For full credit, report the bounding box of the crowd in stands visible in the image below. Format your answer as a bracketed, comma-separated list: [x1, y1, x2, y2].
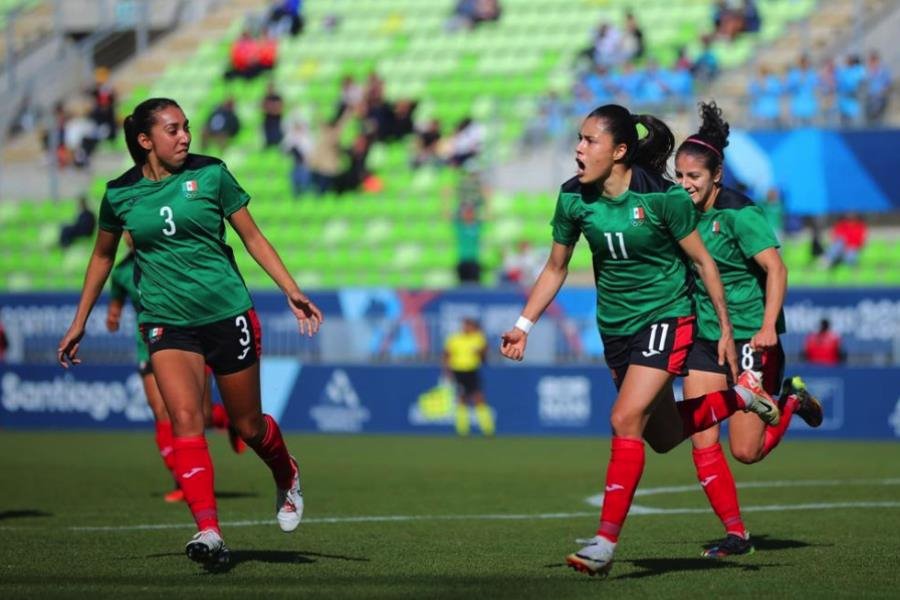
[749, 51, 892, 127]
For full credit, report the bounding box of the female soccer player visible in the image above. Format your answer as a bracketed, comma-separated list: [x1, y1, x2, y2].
[674, 102, 823, 558]
[58, 97, 323, 568]
[499, 104, 780, 577]
[105, 235, 245, 504]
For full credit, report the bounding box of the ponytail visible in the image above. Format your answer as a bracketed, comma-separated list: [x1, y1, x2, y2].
[632, 113, 675, 175]
[123, 97, 181, 166]
[586, 104, 674, 176]
[676, 101, 729, 173]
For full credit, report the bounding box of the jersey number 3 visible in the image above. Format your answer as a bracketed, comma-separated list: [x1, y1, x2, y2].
[160, 206, 176, 236]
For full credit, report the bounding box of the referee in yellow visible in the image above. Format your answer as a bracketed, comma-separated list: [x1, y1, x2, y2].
[443, 317, 494, 436]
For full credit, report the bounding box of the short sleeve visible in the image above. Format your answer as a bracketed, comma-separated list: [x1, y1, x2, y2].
[551, 193, 580, 246]
[98, 193, 123, 233]
[659, 186, 698, 241]
[734, 205, 779, 259]
[218, 164, 251, 217]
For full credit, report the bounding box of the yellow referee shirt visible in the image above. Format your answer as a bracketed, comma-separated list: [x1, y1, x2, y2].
[444, 331, 487, 372]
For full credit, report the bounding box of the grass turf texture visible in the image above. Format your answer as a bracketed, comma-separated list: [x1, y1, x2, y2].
[1, 433, 899, 598]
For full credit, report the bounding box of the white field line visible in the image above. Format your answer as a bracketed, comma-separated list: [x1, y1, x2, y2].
[585, 477, 900, 507]
[53, 477, 900, 533]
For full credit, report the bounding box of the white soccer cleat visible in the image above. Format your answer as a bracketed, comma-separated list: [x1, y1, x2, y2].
[566, 535, 616, 577]
[185, 528, 229, 567]
[736, 370, 781, 426]
[276, 456, 304, 532]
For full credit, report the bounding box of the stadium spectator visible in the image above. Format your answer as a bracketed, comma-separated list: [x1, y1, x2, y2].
[588, 22, 626, 68]
[59, 195, 96, 248]
[499, 240, 546, 286]
[713, 0, 744, 40]
[748, 66, 783, 128]
[673, 101, 821, 559]
[622, 11, 645, 62]
[334, 134, 372, 195]
[446, 117, 485, 168]
[864, 51, 892, 124]
[821, 212, 867, 269]
[836, 54, 866, 126]
[692, 35, 719, 83]
[741, 0, 761, 33]
[261, 82, 284, 147]
[448, 0, 501, 31]
[334, 74, 364, 120]
[500, 104, 775, 577]
[281, 118, 313, 197]
[58, 97, 322, 568]
[225, 30, 261, 80]
[307, 112, 351, 194]
[454, 180, 484, 285]
[804, 319, 843, 365]
[786, 54, 820, 126]
[203, 98, 240, 152]
[443, 317, 493, 436]
[818, 58, 839, 125]
[411, 118, 442, 169]
[266, 0, 304, 37]
[382, 99, 418, 142]
[88, 66, 117, 142]
[256, 31, 279, 75]
[64, 105, 100, 168]
[43, 101, 69, 166]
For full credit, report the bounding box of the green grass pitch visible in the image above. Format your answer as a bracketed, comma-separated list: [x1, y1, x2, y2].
[1, 432, 899, 598]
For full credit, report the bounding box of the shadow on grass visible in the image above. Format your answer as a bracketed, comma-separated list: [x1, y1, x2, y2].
[0, 509, 52, 521]
[146, 549, 370, 574]
[613, 557, 785, 580]
[149, 490, 258, 501]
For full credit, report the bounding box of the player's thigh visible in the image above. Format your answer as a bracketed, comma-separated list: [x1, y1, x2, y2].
[149, 349, 208, 434]
[727, 410, 766, 464]
[141, 371, 170, 422]
[612, 365, 675, 437]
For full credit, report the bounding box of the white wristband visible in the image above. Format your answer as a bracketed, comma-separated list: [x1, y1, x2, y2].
[515, 316, 534, 334]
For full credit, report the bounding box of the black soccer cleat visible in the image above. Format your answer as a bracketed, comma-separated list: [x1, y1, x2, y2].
[702, 533, 755, 558]
[782, 376, 824, 428]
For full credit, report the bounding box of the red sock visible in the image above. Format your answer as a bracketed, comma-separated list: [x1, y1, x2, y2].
[596, 436, 645, 543]
[678, 389, 745, 438]
[246, 414, 295, 490]
[693, 443, 745, 536]
[154, 420, 177, 481]
[210, 403, 230, 430]
[173, 436, 219, 533]
[761, 395, 797, 457]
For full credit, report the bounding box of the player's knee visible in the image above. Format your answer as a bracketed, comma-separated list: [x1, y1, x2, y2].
[609, 409, 641, 437]
[731, 445, 763, 464]
[232, 414, 266, 444]
[169, 409, 204, 434]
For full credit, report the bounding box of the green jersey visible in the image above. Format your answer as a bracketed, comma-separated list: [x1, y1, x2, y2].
[109, 252, 140, 309]
[552, 166, 699, 336]
[98, 154, 252, 327]
[694, 187, 785, 340]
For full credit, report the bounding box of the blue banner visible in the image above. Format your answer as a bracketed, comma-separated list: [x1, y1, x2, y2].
[3, 288, 899, 364]
[4, 361, 898, 440]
